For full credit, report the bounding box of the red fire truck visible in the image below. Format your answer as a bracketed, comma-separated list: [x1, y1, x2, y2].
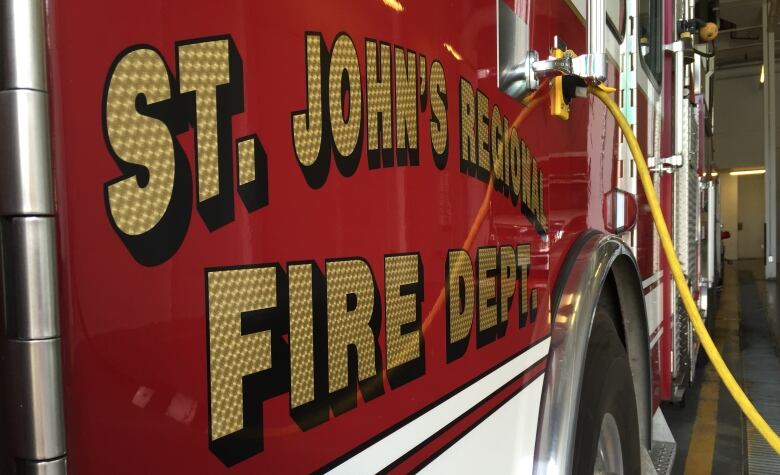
[0, 0, 720, 473]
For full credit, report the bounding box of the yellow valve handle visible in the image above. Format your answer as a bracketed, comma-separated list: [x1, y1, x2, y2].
[550, 48, 572, 120]
[547, 48, 615, 118]
[588, 84, 780, 455]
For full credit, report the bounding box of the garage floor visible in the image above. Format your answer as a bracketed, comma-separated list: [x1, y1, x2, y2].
[662, 260, 780, 474]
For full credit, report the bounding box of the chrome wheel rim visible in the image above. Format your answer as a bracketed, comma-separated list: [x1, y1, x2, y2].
[593, 412, 623, 475]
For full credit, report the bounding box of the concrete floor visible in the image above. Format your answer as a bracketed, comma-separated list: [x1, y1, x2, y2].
[662, 260, 780, 474]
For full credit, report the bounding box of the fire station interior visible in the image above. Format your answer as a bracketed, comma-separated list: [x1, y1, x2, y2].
[660, 0, 780, 473]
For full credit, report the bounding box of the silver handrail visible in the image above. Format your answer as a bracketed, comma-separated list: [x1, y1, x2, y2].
[666, 40, 685, 157]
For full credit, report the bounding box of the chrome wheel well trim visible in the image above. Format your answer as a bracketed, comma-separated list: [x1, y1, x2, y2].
[533, 231, 651, 475]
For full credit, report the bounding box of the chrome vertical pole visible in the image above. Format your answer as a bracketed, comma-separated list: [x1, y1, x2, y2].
[584, 0, 608, 83]
[707, 182, 716, 286]
[763, 0, 777, 279]
[0, 0, 66, 473]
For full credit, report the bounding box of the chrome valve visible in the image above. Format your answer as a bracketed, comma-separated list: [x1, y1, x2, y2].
[499, 50, 539, 101]
[500, 0, 608, 100]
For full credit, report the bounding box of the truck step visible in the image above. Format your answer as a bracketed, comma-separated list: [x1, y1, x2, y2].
[650, 409, 676, 475]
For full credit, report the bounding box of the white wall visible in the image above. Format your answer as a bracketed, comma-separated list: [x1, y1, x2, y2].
[720, 173, 739, 260]
[737, 174, 766, 259]
[713, 65, 776, 264]
[720, 173, 766, 260]
[713, 67, 765, 170]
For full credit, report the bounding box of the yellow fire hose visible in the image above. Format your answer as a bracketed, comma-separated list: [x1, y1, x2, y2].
[588, 85, 780, 455]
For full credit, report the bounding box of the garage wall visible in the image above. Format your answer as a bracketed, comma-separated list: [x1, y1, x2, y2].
[713, 65, 776, 264]
[713, 66, 765, 170]
[737, 174, 766, 259]
[720, 173, 766, 260]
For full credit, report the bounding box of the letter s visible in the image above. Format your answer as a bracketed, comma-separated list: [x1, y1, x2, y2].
[103, 46, 191, 266]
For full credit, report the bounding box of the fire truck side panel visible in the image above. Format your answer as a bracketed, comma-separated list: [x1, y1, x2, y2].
[629, 0, 667, 410]
[634, 82, 666, 407]
[42, 0, 651, 472]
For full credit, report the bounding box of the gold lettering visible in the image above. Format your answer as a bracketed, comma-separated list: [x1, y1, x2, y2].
[385, 254, 423, 371]
[429, 61, 448, 167]
[499, 245, 517, 323]
[517, 244, 531, 326]
[447, 249, 474, 345]
[178, 40, 231, 202]
[289, 263, 315, 409]
[476, 247, 498, 332]
[105, 48, 175, 236]
[394, 47, 418, 161]
[292, 34, 325, 167]
[366, 40, 392, 167]
[522, 141, 532, 207]
[419, 55, 427, 99]
[531, 158, 540, 216]
[476, 91, 490, 180]
[206, 267, 276, 440]
[326, 259, 378, 393]
[459, 78, 476, 171]
[237, 137, 256, 186]
[537, 166, 547, 230]
[491, 105, 504, 184]
[510, 128, 522, 201]
[328, 34, 362, 159]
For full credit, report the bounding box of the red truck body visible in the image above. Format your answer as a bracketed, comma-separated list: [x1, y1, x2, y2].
[0, 0, 717, 472]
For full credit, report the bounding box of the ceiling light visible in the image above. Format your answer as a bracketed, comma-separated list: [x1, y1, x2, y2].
[729, 168, 765, 176]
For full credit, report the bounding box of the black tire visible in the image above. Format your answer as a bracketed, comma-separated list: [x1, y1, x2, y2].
[572, 305, 641, 474]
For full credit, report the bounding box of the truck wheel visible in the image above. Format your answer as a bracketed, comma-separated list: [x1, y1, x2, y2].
[572, 306, 641, 474]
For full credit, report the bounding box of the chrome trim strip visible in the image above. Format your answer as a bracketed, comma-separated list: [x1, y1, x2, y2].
[3, 339, 65, 460]
[1, 217, 59, 339]
[0, 0, 66, 471]
[15, 457, 67, 475]
[534, 233, 651, 475]
[0, 90, 54, 216]
[0, 0, 47, 91]
[706, 182, 715, 286]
